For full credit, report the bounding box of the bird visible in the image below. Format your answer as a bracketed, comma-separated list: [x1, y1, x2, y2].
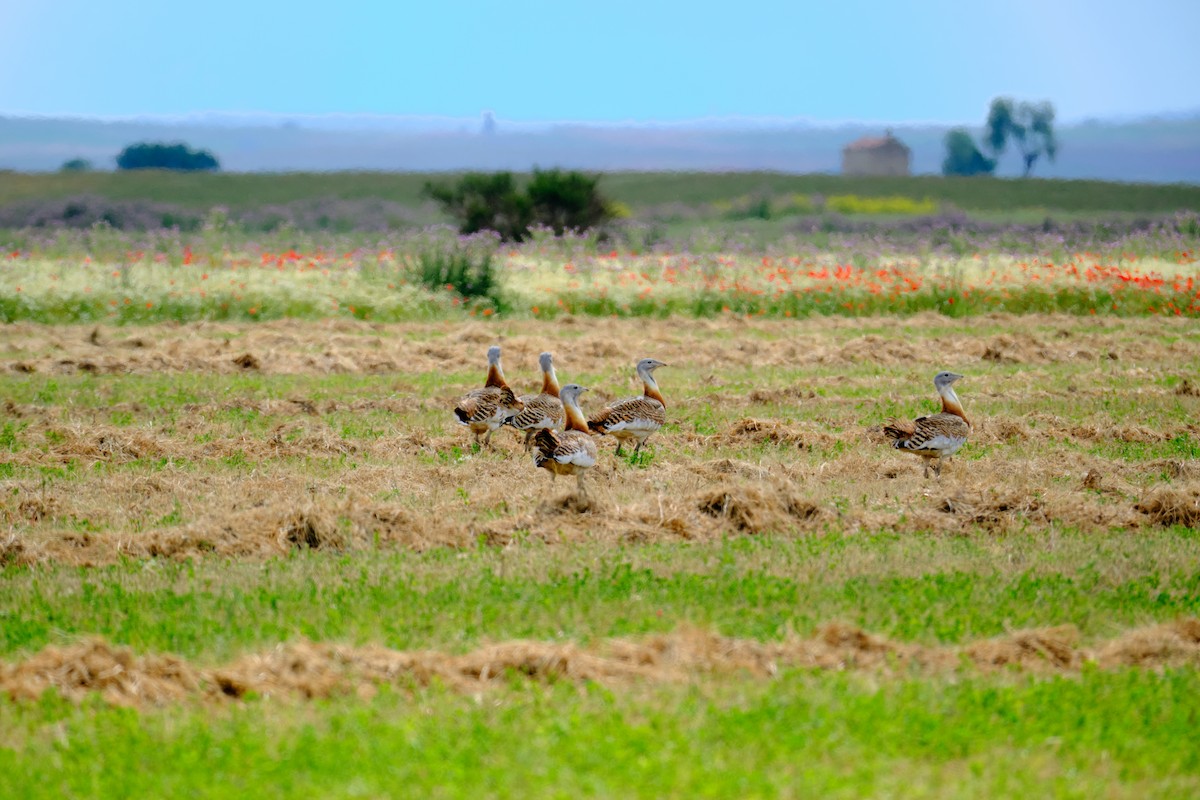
[587, 358, 667, 457]
[883, 371, 971, 478]
[505, 352, 565, 452]
[453, 345, 523, 449]
[531, 384, 599, 495]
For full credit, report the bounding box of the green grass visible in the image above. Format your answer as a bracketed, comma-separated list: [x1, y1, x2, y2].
[2, 669, 1198, 799]
[2, 532, 1198, 662]
[2, 314, 1198, 797]
[4, 170, 1200, 215]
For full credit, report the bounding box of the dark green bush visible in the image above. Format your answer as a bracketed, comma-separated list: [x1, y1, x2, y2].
[526, 168, 614, 234]
[422, 172, 531, 241]
[116, 142, 220, 172]
[942, 129, 996, 177]
[60, 158, 94, 173]
[424, 168, 613, 241]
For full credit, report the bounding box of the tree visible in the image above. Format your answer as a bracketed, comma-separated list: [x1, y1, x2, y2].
[424, 169, 614, 241]
[942, 129, 996, 177]
[116, 142, 220, 172]
[60, 158, 93, 173]
[984, 98, 1057, 177]
[526, 168, 613, 235]
[422, 172, 532, 241]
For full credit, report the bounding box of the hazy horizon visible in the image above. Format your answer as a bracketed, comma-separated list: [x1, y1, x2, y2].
[4, 1, 1199, 124]
[4, 112, 1198, 182]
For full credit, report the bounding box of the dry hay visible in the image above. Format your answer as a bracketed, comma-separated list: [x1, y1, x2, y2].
[4, 618, 1198, 708]
[1094, 618, 1200, 668]
[133, 499, 472, 562]
[1135, 489, 1200, 528]
[695, 483, 820, 534]
[1, 315, 1187, 378]
[1, 639, 200, 705]
[2, 315, 1198, 568]
[717, 418, 836, 450]
[1176, 378, 1200, 397]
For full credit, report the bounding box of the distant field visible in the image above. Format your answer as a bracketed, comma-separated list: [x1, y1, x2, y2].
[3, 169, 1200, 216]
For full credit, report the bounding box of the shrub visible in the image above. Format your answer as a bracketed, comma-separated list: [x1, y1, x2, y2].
[60, 158, 94, 173]
[424, 169, 613, 241]
[422, 172, 532, 241]
[526, 168, 614, 234]
[116, 142, 220, 172]
[404, 235, 507, 312]
[942, 129, 996, 177]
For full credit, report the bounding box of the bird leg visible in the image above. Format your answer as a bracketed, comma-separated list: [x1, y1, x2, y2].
[934, 457, 944, 478]
[523, 430, 535, 453]
[922, 459, 931, 479]
[614, 442, 625, 456]
[576, 473, 588, 497]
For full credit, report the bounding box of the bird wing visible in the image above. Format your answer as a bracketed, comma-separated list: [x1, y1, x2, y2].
[891, 412, 970, 453]
[587, 396, 665, 434]
[455, 386, 521, 425]
[508, 393, 564, 430]
[882, 419, 915, 440]
[532, 429, 598, 468]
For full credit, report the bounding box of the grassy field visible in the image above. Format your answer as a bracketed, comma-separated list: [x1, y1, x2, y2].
[2, 218, 1200, 795]
[2, 311, 1199, 794]
[4, 169, 1200, 215]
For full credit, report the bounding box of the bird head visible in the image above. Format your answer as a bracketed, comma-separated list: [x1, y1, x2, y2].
[558, 384, 588, 407]
[486, 345, 502, 365]
[637, 358, 668, 373]
[933, 371, 963, 390]
[538, 351, 554, 372]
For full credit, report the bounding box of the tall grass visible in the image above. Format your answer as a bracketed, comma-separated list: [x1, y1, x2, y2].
[1, 233, 1197, 324]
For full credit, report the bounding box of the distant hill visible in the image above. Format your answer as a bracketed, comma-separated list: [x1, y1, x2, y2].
[1, 113, 1198, 183]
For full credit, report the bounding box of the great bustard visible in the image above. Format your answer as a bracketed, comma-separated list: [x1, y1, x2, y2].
[531, 383, 599, 495]
[587, 358, 667, 457]
[453, 345, 523, 449]
[505, 351, 565, 452]
[883, 371, 971, 478]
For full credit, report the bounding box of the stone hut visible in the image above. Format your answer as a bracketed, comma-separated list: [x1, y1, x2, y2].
[841, 130, 911, 176]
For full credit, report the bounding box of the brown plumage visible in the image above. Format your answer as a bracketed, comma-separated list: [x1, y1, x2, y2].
[532, 384, 598, 495]
[453, 345, 523, 449]
[884, 371, 971, 478]
[587, 358, 667, 456]
[506, 351, 565, 452]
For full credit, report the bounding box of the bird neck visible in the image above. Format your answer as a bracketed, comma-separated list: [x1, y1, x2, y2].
[563, 398, 589, 432]
[485, 363, 507, 389]
[541, 366, 561, 397]
[939, 385, 969, 426]
[640, 370, 665, 407]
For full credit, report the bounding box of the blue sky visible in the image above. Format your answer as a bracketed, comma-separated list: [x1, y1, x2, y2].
[2, 0, 1198, 124]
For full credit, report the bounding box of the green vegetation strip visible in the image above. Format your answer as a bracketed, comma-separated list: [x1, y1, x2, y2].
[4, 170, 1200, 214]
[2, 669, 1198, 798]
[3, 533, 1198, 662]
